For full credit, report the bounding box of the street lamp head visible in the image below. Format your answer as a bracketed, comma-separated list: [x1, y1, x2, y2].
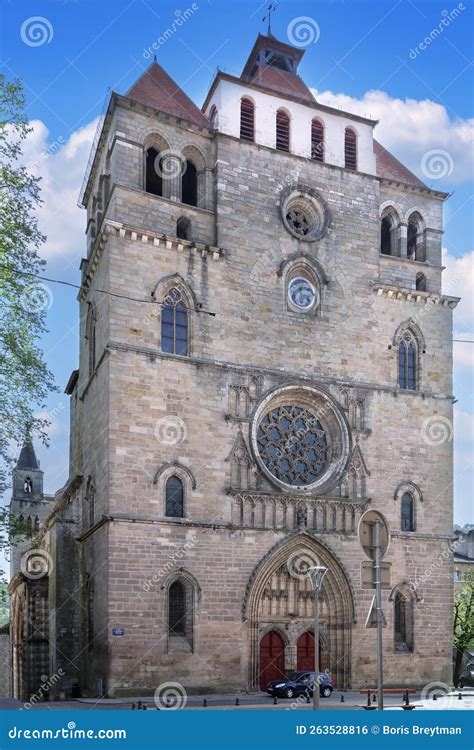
[307, 565, 328, 591]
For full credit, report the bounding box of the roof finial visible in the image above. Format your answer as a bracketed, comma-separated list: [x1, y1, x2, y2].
[262, 2, 278, 36]
[153, 54, 157, 62]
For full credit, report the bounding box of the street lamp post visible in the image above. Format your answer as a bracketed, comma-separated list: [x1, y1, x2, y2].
[307, 566, 328, 711]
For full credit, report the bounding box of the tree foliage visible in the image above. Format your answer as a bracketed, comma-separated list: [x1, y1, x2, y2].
[0, 75, 56, 582]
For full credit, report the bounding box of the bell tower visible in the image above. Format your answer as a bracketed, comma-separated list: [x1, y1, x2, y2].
[9, 438, 47, 577]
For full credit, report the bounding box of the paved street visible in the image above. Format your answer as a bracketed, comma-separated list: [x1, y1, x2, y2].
[1, 689, 473, 711]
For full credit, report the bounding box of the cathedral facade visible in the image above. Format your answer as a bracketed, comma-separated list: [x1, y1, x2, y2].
[10, 33, 458, 700]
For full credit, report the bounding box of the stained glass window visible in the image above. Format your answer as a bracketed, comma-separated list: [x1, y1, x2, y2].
[256, 405, 328, 486]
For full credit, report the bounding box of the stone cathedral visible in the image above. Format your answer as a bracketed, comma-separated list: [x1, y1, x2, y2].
[9, 33, 458, 701]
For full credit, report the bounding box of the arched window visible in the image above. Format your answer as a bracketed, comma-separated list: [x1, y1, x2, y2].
[168, 580, 186, 636]
[240, 97, 255, 142]
[182, 160, 197, 206]
[401, 492, 415, 531]
[416, 273, 426, 291]
[145, 147, 163, 197]
[176, 216, 191, 240]
[407, 212, 425, 261]
[394, 589, 414, 652]
[344, 128, 357, 170]
[398, 331, 417, 390]
[209, 104, 218, 129]
[161, 288, 188, 356]
[276, 109, 290, 152]
[311, 118, 324, 161]
[24, 477, 33, 494]
[380, 215, 394, 255]
[86, 477, 95, 528]
[86, 305, 97, 377]
[165, 476, 184, 518]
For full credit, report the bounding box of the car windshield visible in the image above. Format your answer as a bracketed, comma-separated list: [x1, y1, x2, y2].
[295, 673, 312, 682]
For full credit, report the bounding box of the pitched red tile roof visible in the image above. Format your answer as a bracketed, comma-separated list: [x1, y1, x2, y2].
[374, 139, 427, 188]
[126, 61, 209, 128]
[249, 64, 316, 105]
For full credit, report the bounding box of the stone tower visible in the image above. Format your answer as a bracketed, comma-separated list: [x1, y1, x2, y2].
[10, 31, 459, 699]
[9, 439, 48, 578]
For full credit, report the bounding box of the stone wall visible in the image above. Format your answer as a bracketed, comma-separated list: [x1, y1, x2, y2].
[67, 96, 455, 695]
[0, 630, 11, 697]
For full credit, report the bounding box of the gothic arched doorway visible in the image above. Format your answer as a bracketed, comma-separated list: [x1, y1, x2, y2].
[244, 533, 355, 690]
[259, 630, 285, 690]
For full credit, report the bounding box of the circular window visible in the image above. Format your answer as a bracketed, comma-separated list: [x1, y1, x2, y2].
[288, 277, 317, 310]
[257, 405, 328, 486]
[280, 186, 330, 242]
[250, 384, 351, 494]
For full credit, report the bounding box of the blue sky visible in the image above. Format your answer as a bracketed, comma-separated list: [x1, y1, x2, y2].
[0, 0, 472, 527]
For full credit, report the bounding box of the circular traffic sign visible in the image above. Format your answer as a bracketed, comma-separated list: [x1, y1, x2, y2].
[358, 509, 390, 561]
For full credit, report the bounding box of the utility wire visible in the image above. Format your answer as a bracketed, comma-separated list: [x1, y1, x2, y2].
[0, 263, 216, 316]
[2, 264, 473, 341]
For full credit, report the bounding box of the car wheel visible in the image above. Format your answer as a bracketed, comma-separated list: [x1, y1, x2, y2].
[321, 687, 332, 698]
[285, 688, 295, 699]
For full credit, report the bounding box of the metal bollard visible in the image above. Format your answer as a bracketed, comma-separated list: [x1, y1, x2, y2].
[458, 692, 462, 701]
[372, 693, 377, 703]
[273, 696, 278, 705]
[235, 697, 239, 706]
[306, 692, 310, 704]
[203, 698, 207, 707]
[340, 694, 345, 703]
[131, 703, 136, 710]
[137, 700, 142, 710]
[142, 704, 147, 710]
[366, 691, 371, 707]
[433, 694, 437, 701]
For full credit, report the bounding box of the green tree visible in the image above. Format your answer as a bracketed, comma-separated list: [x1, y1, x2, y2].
[453, 573, 474, 684]
[0, 75, 56, 584]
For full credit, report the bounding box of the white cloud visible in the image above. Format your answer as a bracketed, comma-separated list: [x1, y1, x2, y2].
[442, 249, 474, 370]
[21, 119, 98, 262]
[312, 87, 474, 185]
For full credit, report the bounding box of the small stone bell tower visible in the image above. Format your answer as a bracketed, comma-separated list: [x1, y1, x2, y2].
[9, 438, 47, 578]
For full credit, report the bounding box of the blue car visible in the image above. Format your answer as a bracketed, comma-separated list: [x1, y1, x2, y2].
[267, 671, 334, 699]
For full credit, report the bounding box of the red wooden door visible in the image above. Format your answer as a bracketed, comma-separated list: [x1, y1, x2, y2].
[297, 631, 315, 672]
[259, 631, 285, 691]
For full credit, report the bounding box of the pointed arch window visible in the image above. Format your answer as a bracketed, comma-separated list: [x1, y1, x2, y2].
[86, 305, 97, 377]
[344, 128, 357, 170]
[168, 580, 186, 636]
[394, 589, 414, 652]
[401, 492, 415, 531]
[165, 476, 184, 518]
[276, 110, 290, 152]
[398, 331, 417, 390]
[240, 97, 255, 142]
[86, 477, 96, 528]
[311, 118, 324, 162]
[161, 288, 188, 356]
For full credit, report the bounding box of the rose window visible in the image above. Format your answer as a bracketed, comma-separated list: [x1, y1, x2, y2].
[280, 186, 330, 242]
[256, 405, 329, 487]
[286, 209, 310, 237]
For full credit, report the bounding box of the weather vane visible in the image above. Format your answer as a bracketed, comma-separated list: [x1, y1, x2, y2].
[262, 2, 278, 36]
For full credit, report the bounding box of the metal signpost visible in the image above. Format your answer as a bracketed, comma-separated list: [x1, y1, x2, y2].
[307, 566, 328, 711]
[358, 510, 391, 711]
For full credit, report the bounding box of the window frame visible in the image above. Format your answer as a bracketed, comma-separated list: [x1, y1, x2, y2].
[240, 97, 255, 142]
[165, 475, 185, 518]
[276, 109, 290, 152]
[344, 127, 357, 170]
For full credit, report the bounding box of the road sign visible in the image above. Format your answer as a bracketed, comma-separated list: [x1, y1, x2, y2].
[112, 628, 125, 636]
[358, 510, 390, 561]
[365, 595, 387, 629]
[361, 560, 392, 589]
